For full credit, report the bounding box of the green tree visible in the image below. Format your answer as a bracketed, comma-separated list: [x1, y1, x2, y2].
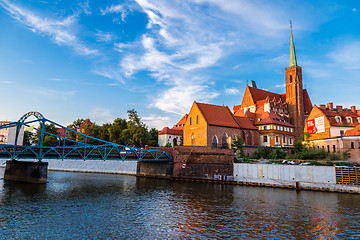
[126, 109, 148, 147]
[108, 118, 128, 145]
[23, 130, 33, 146]
[66, 119, 85, 141]
[100, 123, 111, 142]
[231, 135, 245, 159]
[146, 127, 159, 147]
[32, 124, 59, 146]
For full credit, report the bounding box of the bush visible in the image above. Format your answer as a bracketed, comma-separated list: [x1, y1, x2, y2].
[253, 147, 275, 159]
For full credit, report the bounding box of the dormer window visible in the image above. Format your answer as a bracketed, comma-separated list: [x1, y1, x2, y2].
[345, 117, 353, 124]
[358, 117, 360, 123]
[335, 116, 341, 123]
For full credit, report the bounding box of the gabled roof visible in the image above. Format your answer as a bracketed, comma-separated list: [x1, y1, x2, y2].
[255, 111, 294, 127]
[233, 116, 257, 130]
[344, 125, 360, 136]
[195, 102, 240, 128]
[248, 86, 282, 103]
[78, 119, 92, 129]
[173, 114, 188, 130]
[159, 127, 182, 135]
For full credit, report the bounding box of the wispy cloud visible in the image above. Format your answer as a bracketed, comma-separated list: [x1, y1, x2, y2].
[225, 87, 239, 95]
[142, 114, 171, 129]
[0, 0, 97, 56]
[96, 30, 116, 43]
[49, 78, 64, 81]
[89, 107, 113, 123]
[100, 4, 128, 21]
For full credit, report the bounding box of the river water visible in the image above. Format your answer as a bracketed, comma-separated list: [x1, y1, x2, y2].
[0, 168, 359, 239]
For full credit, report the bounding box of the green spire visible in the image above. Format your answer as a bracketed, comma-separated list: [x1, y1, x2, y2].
[289, 25, 297, 67]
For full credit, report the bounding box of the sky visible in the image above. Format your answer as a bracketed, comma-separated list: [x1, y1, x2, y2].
[0, 0, 360, 129]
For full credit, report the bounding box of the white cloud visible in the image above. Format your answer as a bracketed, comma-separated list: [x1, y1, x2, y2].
[0, 0, 97, 56]
[100, 4, 128, 21]
[225, 87, 239, 95]
[275, 84, 285, 88]
[142, 114, 172, 129]
[89, 107, 113, 124]
[49, 78, 64, 81]
[329, 41, 360, 70]
[96, 31, 116, 43]
[352, 8, 357, 12]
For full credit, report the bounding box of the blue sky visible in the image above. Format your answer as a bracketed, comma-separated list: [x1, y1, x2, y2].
[0, 0, 360, 129]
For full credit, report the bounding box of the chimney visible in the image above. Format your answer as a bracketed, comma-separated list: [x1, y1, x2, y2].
[351, 106, 356, 113]
[326, 102, 333, 110]
[336, 105, 343, 111]
[319, 104, 326, 109]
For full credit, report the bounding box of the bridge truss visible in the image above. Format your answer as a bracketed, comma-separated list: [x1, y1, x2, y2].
[0, 112, 172, 161]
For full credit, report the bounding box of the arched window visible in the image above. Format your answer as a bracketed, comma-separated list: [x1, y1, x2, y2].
[196, 115, 199, 124]
[289, 74, 293, 83]
[346, 117, 352, 124]
[191, 133, 195, 146]
[212, 135, 218, 148]
[222, 133, 228, 149]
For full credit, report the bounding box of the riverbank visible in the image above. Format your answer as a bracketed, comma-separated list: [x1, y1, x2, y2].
[2, 159, 359, 194]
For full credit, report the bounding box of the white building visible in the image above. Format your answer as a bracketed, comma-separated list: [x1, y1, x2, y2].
[0, 121, 24, 145]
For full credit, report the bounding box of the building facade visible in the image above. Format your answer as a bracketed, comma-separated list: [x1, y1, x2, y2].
[183, 102, 259, 148]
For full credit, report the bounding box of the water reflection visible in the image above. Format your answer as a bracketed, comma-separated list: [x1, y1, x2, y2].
[0, 168, 359, 239]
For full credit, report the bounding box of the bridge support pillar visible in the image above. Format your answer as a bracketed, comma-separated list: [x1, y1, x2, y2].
[4, 160, 48, 183]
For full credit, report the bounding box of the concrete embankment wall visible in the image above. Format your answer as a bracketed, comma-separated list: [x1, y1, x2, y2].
[234, 163, 360, 193]
[46, 159, 137, 175]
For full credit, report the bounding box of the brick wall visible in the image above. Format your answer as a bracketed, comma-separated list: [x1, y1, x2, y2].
[172, 146, 234, 180]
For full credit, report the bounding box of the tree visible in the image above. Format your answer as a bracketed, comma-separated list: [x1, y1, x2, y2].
[108, 118, 128, 145]
[146, 128, 159, 147]
[126, 109, 148, 147]
[66, 119, 85, 141]
[23, 130, 33, 146]
[231, 135, 245, 159]
[100, 123, 111, 142]
[32, 124, 59, 146]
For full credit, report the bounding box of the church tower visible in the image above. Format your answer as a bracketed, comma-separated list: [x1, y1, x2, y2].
[285, 25, 304, 140]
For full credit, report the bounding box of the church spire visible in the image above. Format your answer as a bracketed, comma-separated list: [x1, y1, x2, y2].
[289, 21, 297, 67]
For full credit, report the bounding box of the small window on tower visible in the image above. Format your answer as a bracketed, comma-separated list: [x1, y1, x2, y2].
[290, 74, 293, 83]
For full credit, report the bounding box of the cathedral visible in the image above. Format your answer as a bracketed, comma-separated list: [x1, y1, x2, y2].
[162, 27, 313, 149]
[232, 26, 312, 146]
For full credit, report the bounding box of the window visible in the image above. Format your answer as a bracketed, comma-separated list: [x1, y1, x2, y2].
[351, 142, 355, 149]
[191, 133, 195, 146]
[264, 126, 267, 130]
[358, 142, 360, 149]
[283, 136, 286, 143]
[335, 116, 341, 123]
[340, 130, 344, 136]
[196, 115, 199, 124]
[276, 136, 279, 143]
[263, 135, 268, 142]
[358, 118, 360, 124]
[333, 145, 336, 152]
[190, 117, 192, 125]
[290, 74, 293, 83]
[346, 117, 352, 124]
[222, 133, 228, 149]
[212, 135, 218, 148]
[327, 145, 330, 153]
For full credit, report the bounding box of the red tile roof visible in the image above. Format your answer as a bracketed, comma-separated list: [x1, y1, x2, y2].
[254, 111, 294, 127]
[233, 116, 257, 130]
[196, 102, 240, 128]
[247, 86, 312, 114]
[158, 127, 182, 135]
[78, 119, 92, 129]
[318, 107, 359, 127]
[248, 87, 282, 103]
[173, 114, 188, 130]
[344, 125, 360, 136]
